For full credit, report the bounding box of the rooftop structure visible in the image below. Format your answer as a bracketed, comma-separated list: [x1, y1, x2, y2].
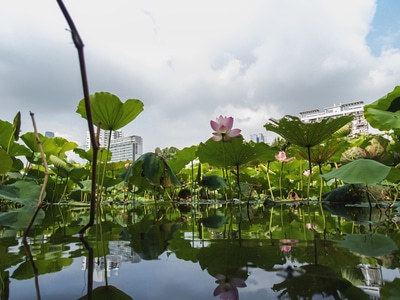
[299, 101, 369, 136]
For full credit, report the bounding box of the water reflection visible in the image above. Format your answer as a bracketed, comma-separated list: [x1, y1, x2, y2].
[0, 201, 399, 299]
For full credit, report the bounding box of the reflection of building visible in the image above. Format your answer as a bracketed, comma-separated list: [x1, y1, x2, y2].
[85, 129, 143, 162]
[357, 264, 382, 299]
[81, 241, 141, 283]
[250, 133, 265, 143]
[299, 101, 369, 136]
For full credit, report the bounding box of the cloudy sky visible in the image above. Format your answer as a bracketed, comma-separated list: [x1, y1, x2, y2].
[1, 0, 400, 153]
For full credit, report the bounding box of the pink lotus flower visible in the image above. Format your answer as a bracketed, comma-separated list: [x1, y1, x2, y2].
[303, 169, 311, 176]
[279, 245, 292, 253]
[210, 115, 241, 142]
[213, 274, 246, 300]
[306, 223, 317, 230]
[275, 151, 294, 163]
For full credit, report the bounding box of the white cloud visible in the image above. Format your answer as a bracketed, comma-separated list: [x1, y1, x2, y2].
[1, 0, 400, 153]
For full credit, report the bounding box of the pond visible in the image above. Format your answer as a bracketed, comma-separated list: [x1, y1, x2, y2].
[1, 200, 399, 300]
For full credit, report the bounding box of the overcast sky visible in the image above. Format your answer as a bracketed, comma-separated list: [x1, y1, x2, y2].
[1, 0, 400, 153]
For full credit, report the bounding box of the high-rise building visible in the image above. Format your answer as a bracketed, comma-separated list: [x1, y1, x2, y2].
[86, 129, 123, 149]
[250, 133, 266, 143]
[109, 135, 143, 162]
[45, 131, 55, 138]
[85, 129, 143, 162]
[299, 101, 369, 136]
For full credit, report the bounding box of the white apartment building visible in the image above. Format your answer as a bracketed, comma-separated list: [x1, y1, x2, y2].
[109, 135, 143, 162]
[85, 129, 143, 162]
[299, 101, 369, 136]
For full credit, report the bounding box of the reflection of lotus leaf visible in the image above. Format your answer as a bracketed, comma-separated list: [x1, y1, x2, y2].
[336, 233, 398, 257]
[78, 285, 132, 300]
[381, 278, 400, 300]
[272, 264, 369, 299]
[199, 213, 228, 229]
[198, 240, 284, 277]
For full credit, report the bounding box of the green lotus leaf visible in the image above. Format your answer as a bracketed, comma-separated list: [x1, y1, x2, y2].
[197, 137, 274, 168]
[0, 119, 14, 149]
[128, 152, 180, 188]
[200, 174, 228, 190]
[364, 86, 400, 131]
[321, 159, 391, 185]
[53, 137, 78, 154]
[0, 148, 13, 174]
[13, 112, 21, 141]
[168, 145, 198, 173]
[76, 92, 144, 131]
[336, 233, 398, 257]
[264, 115, 353, 148]
[296, 139, 349, 164]
[20, 133, 59, 155]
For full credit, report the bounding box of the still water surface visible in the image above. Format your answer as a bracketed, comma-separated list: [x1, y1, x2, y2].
[1, 201, 399, 299]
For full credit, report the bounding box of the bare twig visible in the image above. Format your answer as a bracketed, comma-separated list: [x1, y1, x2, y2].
[56, 0, 99, 234]
[23, 112, 49, 238]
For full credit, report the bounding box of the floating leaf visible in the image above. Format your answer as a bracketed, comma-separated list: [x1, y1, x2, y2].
[321, 159, 391, 185]
[336, 233, 398, 257]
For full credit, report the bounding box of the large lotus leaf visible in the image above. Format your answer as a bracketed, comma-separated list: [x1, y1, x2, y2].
[200, 174, 228, 190]
[0, 181, 44, 229]
[7, 142, 32, 157]
[364, 86, 400, 131]
[336, 233, 398, 257]
[53, 136, 78, 154]
[129, 152, 180, 188]
[74, 147, 111, 163]
[0, 119, 14, 149]
[168, 145, 198, 173]
[0, 181, 41, 206]
[78, 285, 132, 300]
[197, 137, 274, 168]
[386, 167, 400, 183]
[76, 92, 144, 130]
[296, 139, 349, 164]
[321, 159, 391, 185]
[264, 115, 353, 148]
[0, 148, 13, 174]
[20, 132, 59, 155]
